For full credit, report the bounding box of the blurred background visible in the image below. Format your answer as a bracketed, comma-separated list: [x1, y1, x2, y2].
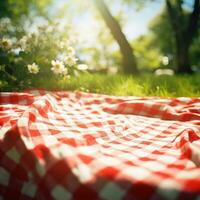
[0, 0, 199, 95]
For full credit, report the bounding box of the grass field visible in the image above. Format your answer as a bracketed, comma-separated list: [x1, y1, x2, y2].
[28, 73, 200, 97]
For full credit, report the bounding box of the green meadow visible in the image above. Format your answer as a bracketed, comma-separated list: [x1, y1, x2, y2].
[25, 73, 200, 97]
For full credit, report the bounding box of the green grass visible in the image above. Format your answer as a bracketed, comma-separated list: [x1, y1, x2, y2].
[29, 73, 200, 97]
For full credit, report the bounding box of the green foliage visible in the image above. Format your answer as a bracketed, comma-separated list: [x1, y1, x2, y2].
[0, 19, 87, 91]
[104, 0, 155, 10]
[148, 8, 175, 57]
[84, 25, 121, 72]
[132, 35, 161, 70]
[0, 0, 51, 23]
[148, 5, 200, 70]
[190, 31, 200, 70]
[15, 73, 200, 97]
[0, 0, 199, 93]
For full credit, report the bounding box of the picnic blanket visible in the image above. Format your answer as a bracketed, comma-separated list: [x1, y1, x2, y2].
[0, 90, 200, 200]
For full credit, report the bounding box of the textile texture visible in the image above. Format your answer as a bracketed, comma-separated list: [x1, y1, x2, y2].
[0, 90, 200, 200]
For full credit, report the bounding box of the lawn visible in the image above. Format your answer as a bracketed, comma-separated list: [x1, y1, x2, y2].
[23, 73, 200, 97]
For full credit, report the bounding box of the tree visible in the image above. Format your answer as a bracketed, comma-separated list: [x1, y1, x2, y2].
[149, 6, 200, 71]
[149, 9, 175, 57]
[115, 0, 200, 73]
[190, 30, 200, 70]
[132, 35, 161, 70]
[93, 0, 138, 74]
[166, 0, 200, 73]
[0, 0, 51, 24]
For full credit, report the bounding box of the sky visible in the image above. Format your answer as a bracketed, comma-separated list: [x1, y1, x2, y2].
[123, 1, 164, 40]
[52, 0, 164, 44]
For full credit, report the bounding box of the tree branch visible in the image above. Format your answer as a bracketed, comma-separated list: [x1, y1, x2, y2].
[94, 0, 131, 53]
[93, 0, 138, 73]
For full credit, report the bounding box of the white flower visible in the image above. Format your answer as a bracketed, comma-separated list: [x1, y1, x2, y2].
[58, 39, 69, 49]
[68, 35, 77, 45]
[27, 63, 39, 74]
[51, 60, 65, 74]
[62, 67, 68, 75]
[59, 41, 66, 49]
[77, 64, 88, 71]
[1, 38, 12, 50]
[64, 55, 78, 67]
[67, 46, 75, 55]
[19, 36, 28, 51]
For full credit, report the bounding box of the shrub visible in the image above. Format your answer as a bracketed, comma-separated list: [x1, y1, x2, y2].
[0, 18, 88, 91]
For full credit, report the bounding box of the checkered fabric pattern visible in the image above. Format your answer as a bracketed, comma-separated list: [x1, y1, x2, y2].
[0, 90, 200, 200]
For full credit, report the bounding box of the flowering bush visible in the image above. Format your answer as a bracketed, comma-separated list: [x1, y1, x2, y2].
[0, 18, 88, 91]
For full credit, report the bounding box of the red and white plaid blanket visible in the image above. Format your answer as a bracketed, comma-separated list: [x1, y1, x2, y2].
[0, 90, 200, 200]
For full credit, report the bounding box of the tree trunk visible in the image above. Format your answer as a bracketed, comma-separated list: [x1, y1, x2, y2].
[176, 41, 192, 73]
[94, 0, 138, 74]
[166, 0, 200, 74]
